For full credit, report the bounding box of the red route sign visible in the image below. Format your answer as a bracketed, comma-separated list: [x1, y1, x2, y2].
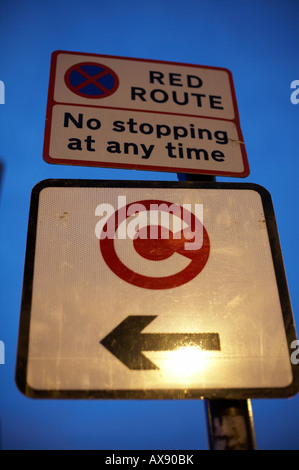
[43, 50, 250, 177]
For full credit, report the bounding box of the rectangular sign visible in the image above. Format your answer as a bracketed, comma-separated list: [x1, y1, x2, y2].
[43, 51, 249, 177]
[16, 180, 298, 399]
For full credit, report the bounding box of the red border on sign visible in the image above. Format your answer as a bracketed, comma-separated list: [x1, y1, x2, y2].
[43, 50, 250, 177]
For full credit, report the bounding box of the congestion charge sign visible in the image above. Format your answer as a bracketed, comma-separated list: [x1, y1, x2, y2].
[43, 51, 249, 177]
[16, 180, 298, 399]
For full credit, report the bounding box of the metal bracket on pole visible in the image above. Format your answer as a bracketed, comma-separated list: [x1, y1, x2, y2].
[177, 173, 217, 182]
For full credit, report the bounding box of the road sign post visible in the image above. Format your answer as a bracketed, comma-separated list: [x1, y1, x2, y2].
[205, 399, 256, 450]
[13, 49, 297, 449]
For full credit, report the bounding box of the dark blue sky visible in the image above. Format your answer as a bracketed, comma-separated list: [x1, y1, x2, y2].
[0, 0, 298, 450]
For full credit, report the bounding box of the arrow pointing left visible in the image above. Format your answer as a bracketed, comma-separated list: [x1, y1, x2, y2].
[100, 315, 221, 370]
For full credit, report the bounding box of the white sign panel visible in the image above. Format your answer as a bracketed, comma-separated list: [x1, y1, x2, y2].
[16, 181, 298, 399]
[43, 51, 249, 177]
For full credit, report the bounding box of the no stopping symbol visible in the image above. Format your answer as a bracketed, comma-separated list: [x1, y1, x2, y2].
[99, 200, 210, 289]
[64, 62, 119, 99]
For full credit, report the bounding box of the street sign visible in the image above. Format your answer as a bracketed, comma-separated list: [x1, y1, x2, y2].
[43, 51, 249, 177]
[16, 180, 298, 399]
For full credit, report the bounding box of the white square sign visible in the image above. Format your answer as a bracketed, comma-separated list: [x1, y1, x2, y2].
[43, 51, 249, 177]
[16, 181, 298, 399]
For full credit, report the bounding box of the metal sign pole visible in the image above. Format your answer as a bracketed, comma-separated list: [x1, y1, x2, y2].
[204, 398, 256, 450]
[177, 172, 256, 450]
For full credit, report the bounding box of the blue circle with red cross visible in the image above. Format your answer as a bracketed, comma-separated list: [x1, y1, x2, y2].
[64, 62, 119, 99]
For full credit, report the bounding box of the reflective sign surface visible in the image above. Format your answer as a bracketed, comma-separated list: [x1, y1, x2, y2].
[16, 180, 298, 399]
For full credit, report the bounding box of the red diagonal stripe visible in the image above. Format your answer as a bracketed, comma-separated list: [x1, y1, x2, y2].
[72, 66, 110, 93]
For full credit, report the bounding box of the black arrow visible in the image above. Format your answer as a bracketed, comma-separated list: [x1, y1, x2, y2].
[100, 315, 221, 370]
